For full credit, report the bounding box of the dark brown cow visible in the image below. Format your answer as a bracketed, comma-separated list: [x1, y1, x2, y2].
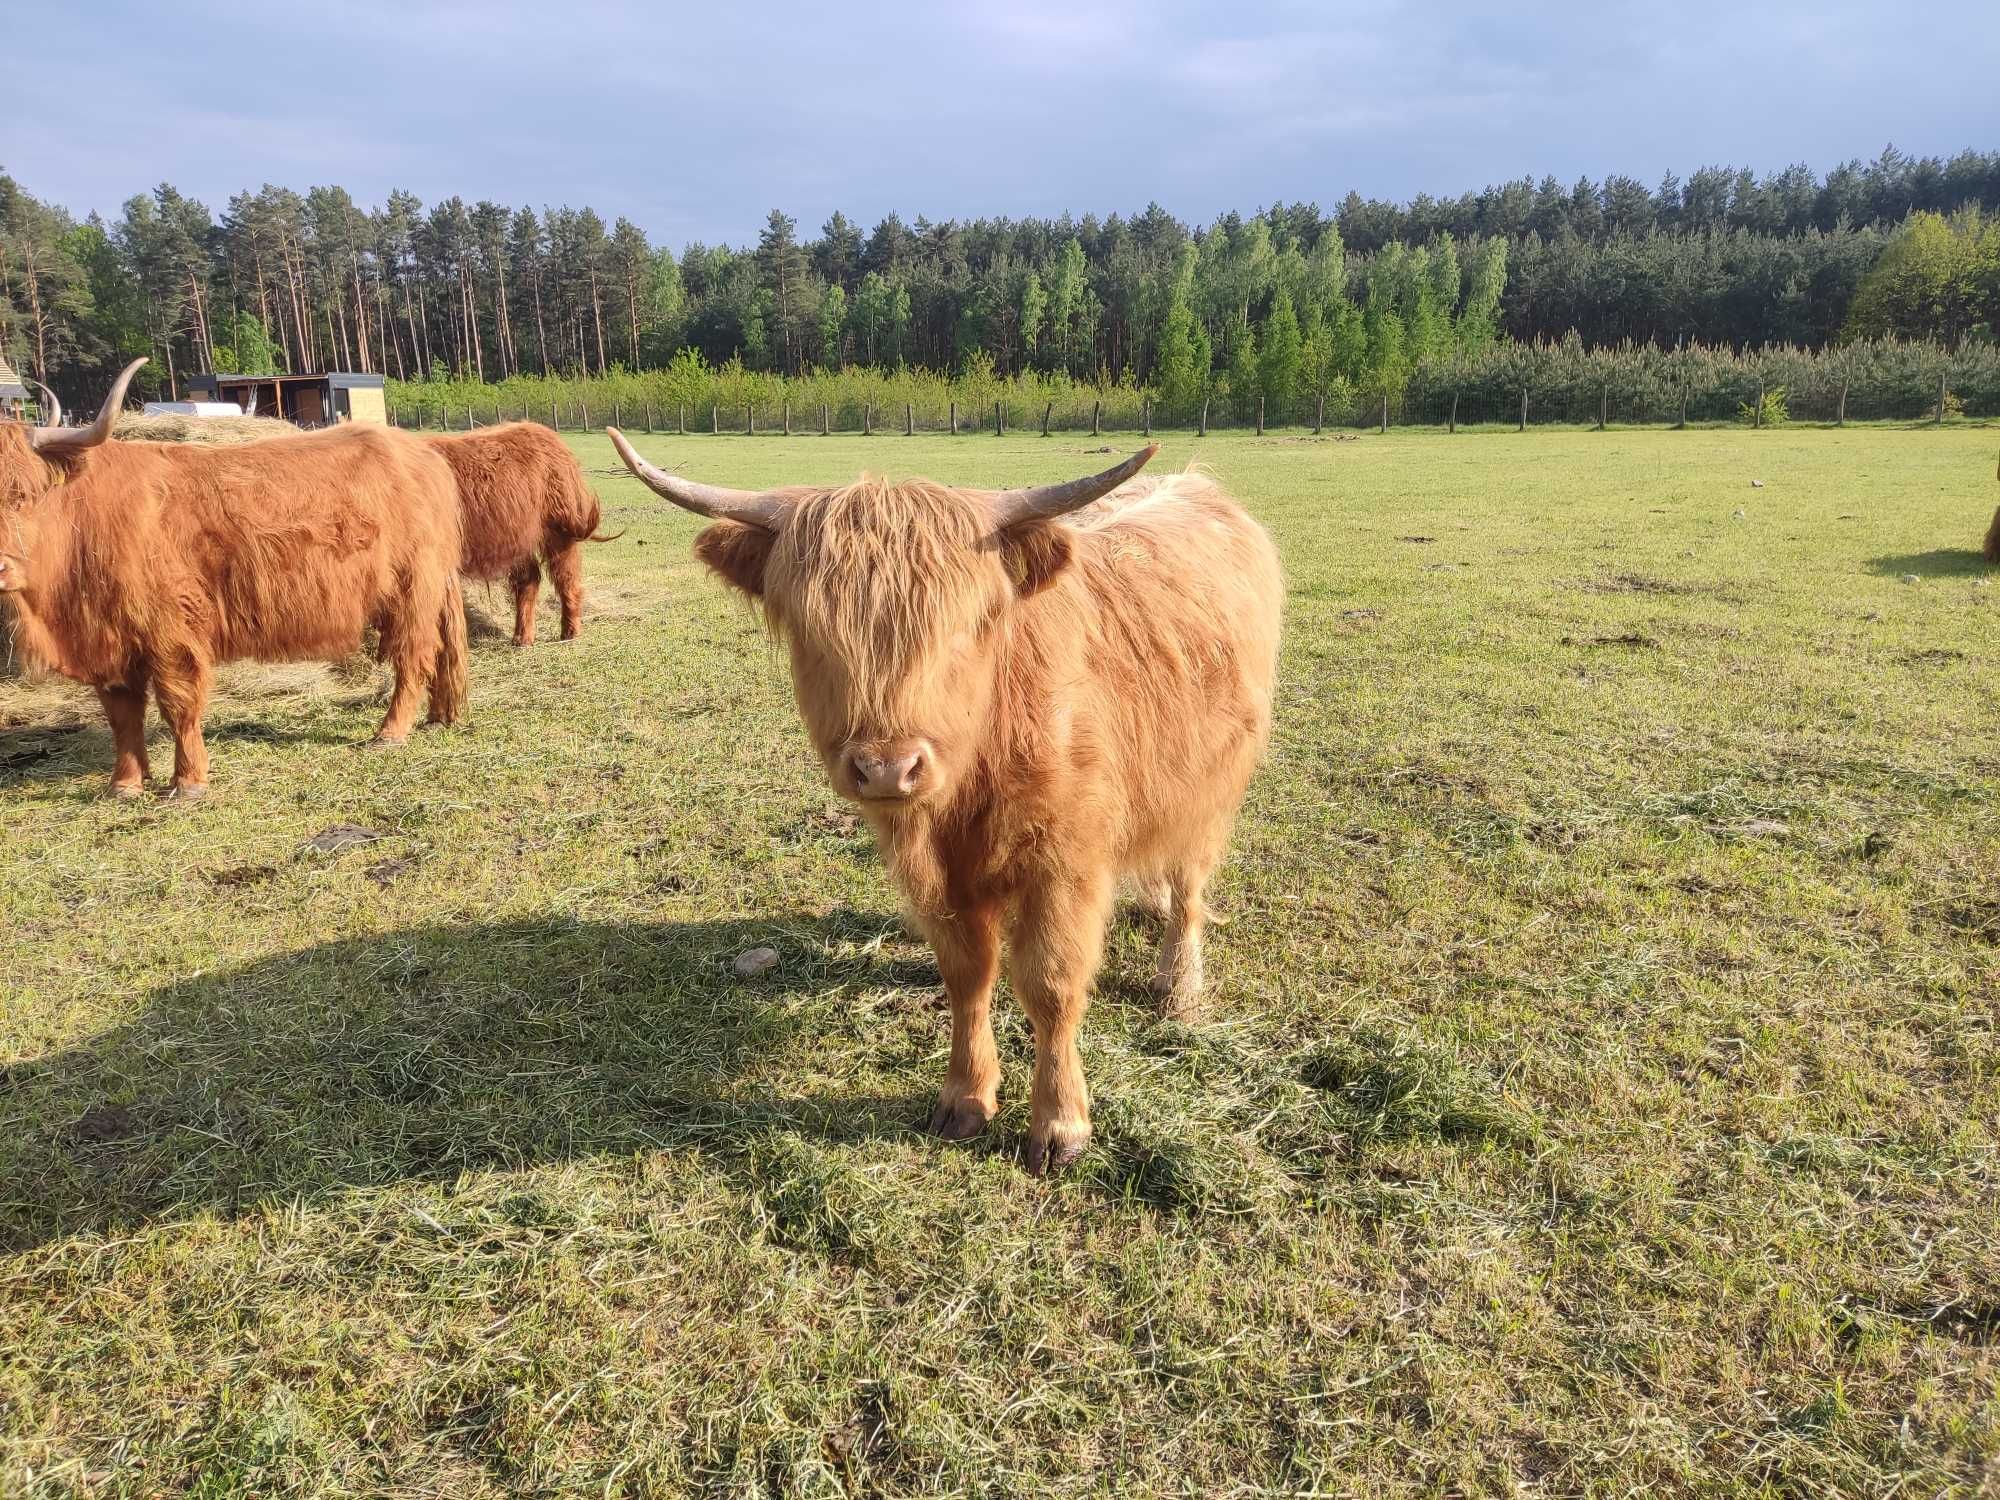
[610, 430, 1282, 1173]
[1985, 452, 1999, 563]
[425, 423, 617, 645]
[1, 361, 468, 797]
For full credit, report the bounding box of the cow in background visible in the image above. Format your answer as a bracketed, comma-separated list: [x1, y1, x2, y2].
[1, 360, 468, 797]
[610, 432, 1282, 1174]
[1985, 453, 1999, 564]
[426, 423, 619, 645]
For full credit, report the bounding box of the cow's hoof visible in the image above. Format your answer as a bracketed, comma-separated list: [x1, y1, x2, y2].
[110, 783, 146, 800]
[363, 735, 406, 752]
[511, 638, 533, 649]
[1150, 972, 1205, 1024]
[1022, 1123, 1090, 1178]
[163, 782, 207, 802]
[926, 1095, 994, 1141]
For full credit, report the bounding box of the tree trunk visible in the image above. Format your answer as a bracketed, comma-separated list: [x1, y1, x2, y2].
[1257, 396, 1265, 436]
[1142, 395, 1151, 437]
[1938, 371, 1947, 426]
[1598, 384, 1607, 431]
[995, 399, 1004, 437]
[1092, 399, 1101, 437]
[1519, 387, 1527, 431]
[1198, 398, 1208, 437]
[905, 402, 913, 436]
[864, 402, 872, 436]
[784, 400, 791, 436]
[1448, 392, 1458, 434]
[1379, 393, 1388, 434]
[712, 403, 719, 435]
[1042, 400, 1052, 437]
[949, 400, 957, 436]
[1836, 380, 1847, 426]
[1755, 378, 1765, 429]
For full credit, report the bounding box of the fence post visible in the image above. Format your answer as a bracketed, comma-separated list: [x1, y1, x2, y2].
[581, 399, 589, 431]
[1836, 381, 1847, 427]
[1519, 387, 1527, 432]
[783, 400, 791, 437]
[552, 399, 559, 430]
[711, 403, 719, 435]
[1755, 378, 1765, 429]
[995, 399, 1004, 437]
[745, 402, 753, 437]
[949, 400, 957, 436]
[1198, 398, 1208, 437]
[1041, 400, 1052, 437]
[1091, 399, 1101, 437]
[614, 400, 622, 429]
[645, 403, 654, 434]
[1938, 370, 1947, 426]
[467, 405, 474, 431]
[1319, 393, 1329, 435]
[863, 402, 872, 436]
[677, 403, 685, 435]
[1257, 396, 1265, 437]
[821, 402, 829, 436]
[1142, 395, 1151, 438]
[1597, 384, 1607, 432]
[1448, 392, 1457, 434]
[1379, 393, 1388, 434]
[1677, 388, 1689, 430]
[905, 401, 913, 436]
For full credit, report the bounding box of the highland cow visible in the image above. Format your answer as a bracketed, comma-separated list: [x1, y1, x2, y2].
[1, 361, 468, 797]
[425, 423, 617, 645]
[610, 431, 1282, 1174]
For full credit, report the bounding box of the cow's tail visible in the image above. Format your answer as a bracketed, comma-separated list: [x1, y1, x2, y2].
[429, 573, 470, 725]
[553, 455, 616, 543]
[1986, 453, 2000, 564]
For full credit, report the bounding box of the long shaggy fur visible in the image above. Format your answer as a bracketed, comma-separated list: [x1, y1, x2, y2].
[425, 423, 614, 644]
[690, 464, 1282, 1170]
[0, 421, 467, 794]
[1987, 505, 2000, 565]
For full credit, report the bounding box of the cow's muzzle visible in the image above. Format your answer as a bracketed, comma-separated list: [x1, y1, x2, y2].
[842, 740, 933, 803]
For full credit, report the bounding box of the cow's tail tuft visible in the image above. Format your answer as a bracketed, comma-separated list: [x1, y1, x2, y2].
[429, 574, 469, 725]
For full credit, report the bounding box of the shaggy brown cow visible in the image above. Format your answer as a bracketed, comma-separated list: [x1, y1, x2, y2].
[426, 423, 616, 645]
[609, 430, 1282, 1174]
[1, 360, 468, 797]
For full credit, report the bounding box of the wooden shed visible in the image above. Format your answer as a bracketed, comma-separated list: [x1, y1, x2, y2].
[0, 354, 29, 420]
[187, 371, 386, 427]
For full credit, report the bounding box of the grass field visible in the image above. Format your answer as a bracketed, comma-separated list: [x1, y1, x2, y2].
[2, 426, 1997, 1497]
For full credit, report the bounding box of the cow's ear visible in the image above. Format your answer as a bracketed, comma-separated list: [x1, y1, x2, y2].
[999, 522, 1072, 599]
[694, 520, 775, 597]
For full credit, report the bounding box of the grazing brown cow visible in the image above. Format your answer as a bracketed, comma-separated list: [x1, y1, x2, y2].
[1, 361, 468, 797]
[425, 423, 617, 645]
[609, 430, 1282, 1174]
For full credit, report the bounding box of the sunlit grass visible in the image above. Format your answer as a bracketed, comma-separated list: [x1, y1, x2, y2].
[2, 426, 1996, 1495]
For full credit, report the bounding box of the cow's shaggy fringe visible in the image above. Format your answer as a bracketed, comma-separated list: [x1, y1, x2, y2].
[0, 420, 468, 794]
[425, 422, 619, 645]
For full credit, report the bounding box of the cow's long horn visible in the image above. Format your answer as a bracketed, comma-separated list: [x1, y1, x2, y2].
[607, 427, 795, 530]
[27, 379, 61, 429]
[983, 445, 1158, 529]
[28, 359, 145, 455]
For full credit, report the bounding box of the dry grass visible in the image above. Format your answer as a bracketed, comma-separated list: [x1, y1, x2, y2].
[2, 426, 1997, 1496]
[111, 412, 299, 445]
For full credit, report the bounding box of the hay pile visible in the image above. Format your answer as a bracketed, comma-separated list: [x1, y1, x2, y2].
[112, 412, 297, 445]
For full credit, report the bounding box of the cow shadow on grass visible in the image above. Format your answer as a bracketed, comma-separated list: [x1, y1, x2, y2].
[0, 911, 955, 1252]
[0, 717, 372, 793]
[1864, 548, 1995, 579]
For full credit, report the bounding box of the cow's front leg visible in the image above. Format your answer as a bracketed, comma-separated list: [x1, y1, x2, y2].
[94, 664, 152, 796]
[1010, 868, 1115, 1175]
[919, 901, 1002, 1140]
[152, 654, 213, 798]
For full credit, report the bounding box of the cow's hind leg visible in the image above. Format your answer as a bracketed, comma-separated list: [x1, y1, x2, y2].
[509, 559, 543, 647]
[919, 902, 1003, 1140]
[374, 582, 444, 745]
[152, 654, 213, 798]
[1152, 862, 1214, 1022]
[1011, 867, 1115, 1176]
[545, 541, 584, 641]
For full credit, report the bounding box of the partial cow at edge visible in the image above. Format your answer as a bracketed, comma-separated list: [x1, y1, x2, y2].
[425, 423, 619, 645]
[1985, 452, 1999, 564]
[0, 361, 468, 798]
[610, 430, 1283, 1176]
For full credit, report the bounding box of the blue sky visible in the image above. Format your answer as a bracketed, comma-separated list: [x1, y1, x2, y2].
[12, 0, 1999, 248]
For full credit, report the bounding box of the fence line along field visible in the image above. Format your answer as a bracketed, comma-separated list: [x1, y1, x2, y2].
[2, 427, 1997, 1494]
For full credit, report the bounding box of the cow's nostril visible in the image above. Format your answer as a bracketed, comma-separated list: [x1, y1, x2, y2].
[897, 753, 925, 792]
